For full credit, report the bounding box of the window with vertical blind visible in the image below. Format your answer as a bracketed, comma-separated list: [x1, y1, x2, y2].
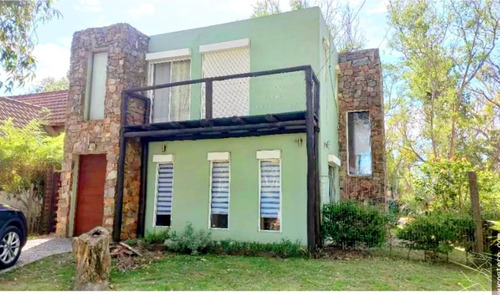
[257, 150, 281, 231]
[151, 59, 190, 123]
[209, 160, 230, 229]
[155, 161, 174, 226]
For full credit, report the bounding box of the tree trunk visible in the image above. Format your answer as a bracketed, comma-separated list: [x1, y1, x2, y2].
[72, 227, 112, 291]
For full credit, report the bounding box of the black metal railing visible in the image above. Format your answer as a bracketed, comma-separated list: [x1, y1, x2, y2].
[121, 65, 320, 128]
[114, 65, 321, 244]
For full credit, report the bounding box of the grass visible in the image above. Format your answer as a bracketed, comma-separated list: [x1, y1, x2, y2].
[0, 251, 490, 291]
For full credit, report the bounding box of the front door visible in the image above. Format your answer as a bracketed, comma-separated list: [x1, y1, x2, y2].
[74, 154, 106, 236]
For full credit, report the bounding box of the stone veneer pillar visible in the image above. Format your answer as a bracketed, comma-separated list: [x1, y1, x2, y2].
[337, 49, 386, 204]
[56, 23, 149, 239]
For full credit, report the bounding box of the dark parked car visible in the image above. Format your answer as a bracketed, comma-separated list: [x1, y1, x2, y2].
[0, 204, 27, 269]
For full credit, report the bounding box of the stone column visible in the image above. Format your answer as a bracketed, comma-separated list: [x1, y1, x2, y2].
[56, 23, 149, 239]
[337, 49, 386, 205]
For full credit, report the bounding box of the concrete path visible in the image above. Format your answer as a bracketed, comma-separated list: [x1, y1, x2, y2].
[0, 237, 72, 274]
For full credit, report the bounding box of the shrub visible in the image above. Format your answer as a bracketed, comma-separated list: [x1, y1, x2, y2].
[124, 239, 139, 247]
[322, 201, 387, 249]
[165, 223, 212, 255]
[397, 211, 474, 257]
[213, 239, 306, 258]
[144, 229, 170, 245]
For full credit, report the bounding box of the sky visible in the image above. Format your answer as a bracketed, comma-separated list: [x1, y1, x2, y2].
[7, 0, 392, 95]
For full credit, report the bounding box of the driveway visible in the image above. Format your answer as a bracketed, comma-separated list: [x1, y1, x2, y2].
[0, 237, 72, 274]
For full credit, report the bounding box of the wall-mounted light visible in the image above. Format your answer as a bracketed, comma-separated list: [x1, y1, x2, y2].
[295, 137, 303, 147]
[162, 144, 167, 153]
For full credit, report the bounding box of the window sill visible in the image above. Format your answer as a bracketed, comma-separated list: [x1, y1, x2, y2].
[347, 174, 373, 178]
[153, 225, 171, 229]
[209, 227, 229, 231]
[258, 229, 282, 233]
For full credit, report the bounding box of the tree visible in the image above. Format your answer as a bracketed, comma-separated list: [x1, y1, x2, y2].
[251, 0, 281, 17]
[386, 0, 500, 213]
[252, 0, 366, 52]
[33, 76, 69, 93]
[0, 119, 64, 232]
[0, 0, 60, 92]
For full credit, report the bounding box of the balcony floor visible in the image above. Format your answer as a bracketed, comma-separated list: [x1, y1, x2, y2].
[123, 111, 312, 142]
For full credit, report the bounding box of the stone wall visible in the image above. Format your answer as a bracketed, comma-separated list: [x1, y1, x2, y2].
[56, 23, 149, 239]
[337, 49, 386, 205]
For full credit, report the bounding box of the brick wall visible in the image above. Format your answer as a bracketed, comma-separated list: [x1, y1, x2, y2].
[56, 23, 149, 239]
[337, 49, 386, 205]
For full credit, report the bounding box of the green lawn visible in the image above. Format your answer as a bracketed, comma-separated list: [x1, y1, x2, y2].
[0, 252, 490, 291]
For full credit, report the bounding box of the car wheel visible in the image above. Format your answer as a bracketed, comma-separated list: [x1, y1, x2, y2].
[0, 226, 23, 270]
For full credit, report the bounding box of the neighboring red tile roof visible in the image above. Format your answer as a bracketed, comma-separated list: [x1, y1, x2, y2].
[8, 90, 68, 126]
[0, 97, 43, 127]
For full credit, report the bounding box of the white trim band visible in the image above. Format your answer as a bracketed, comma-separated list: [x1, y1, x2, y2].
[256, 150, 281, 160]
[146, 48, 191, 62]
[153, 154, 174, 163]
[328, 154, 341, 166]
[199, 38, 250, 53]
[207, 152, 230, 161]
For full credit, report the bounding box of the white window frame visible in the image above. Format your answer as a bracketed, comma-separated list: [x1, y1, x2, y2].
[346, 110, 373, 177]
[327, 162, 338, 203]
[199, 38, 250, 53]
[152, 154, 174, 228]
[207, 152, 231, 230]
[328, 154, 341, 167]
[84, 50, 108, 121]
[257, 150, 282, 233]
[147, 49, 192, 123]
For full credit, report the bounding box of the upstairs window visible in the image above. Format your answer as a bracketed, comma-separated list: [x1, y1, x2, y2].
[151, 59, 190, 123]
[347, 111, 372, 176]
[84, 51, 107, 121]
[201, 40, 250, 119]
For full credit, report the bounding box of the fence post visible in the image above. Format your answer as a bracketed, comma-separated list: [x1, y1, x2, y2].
[491, 229, 499, 293]
[467, 171, 484, 254]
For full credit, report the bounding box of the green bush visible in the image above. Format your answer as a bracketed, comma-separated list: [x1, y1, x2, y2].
[144, 229, 170, 245]
[165, 223, 212, 255]
[322, 201, 387, 249]
[213, 239, 307, 258]
[397, 211, 474, 256]
[124, 239, 139, 247]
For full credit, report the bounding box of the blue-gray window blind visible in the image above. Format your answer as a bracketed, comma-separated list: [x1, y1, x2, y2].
[156, 163, 173, 217]
[260, 160, 280, 219]
[210, 161, 229, 215]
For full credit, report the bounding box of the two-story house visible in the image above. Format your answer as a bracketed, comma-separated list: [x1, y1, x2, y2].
[56, 7, 385, 251]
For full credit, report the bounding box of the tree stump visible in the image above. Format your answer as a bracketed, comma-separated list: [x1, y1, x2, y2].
[72, 226, 112, 291]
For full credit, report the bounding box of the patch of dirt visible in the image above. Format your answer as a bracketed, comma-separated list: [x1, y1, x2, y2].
[113, 244, 165, 272]
[320, 246, 374, 260]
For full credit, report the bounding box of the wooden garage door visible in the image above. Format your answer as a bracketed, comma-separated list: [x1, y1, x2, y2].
[74, 154, 106, 236]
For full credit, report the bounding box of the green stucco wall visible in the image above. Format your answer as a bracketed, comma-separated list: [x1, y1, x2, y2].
[317, 13, 340, 204]
[145, 134, 308, 244]
[148, 8, 322, 119]
[144, 8, 340, 244]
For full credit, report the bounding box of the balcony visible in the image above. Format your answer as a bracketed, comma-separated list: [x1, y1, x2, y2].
[121, 65, 320, 141]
